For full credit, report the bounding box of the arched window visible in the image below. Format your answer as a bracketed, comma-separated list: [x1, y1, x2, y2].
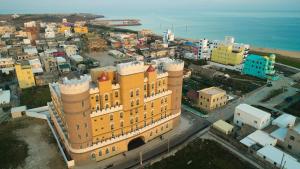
[95, 95, 99, 102]
[131, 101, 134, 107]
[105, 94, 109, 101]
[106, 148, 109, 154]
[98, 150, 102, 156]
[91, 153, 96, 159]
[110, 114, 113, 121]
[136, 99, 139, 105]
[136, 89, 139, 96]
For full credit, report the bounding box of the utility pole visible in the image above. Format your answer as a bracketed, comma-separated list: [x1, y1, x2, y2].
[167, 138, 170, 153]
[139, 151, 143, 166]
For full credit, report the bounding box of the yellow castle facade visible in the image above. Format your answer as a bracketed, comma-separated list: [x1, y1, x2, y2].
[48, 58, 184, 164]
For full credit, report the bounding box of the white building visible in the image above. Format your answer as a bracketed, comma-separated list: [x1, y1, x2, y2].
[272, 114, 296, 128]
[194, 39, 210, 60]
[257, 145, 300, 169]
[0, 89, 10, 105]
[240, 130, 277, 147]
[45, 26, 56, 39]
[234, 103, 271, 129]
[163, 29, 175, 45]
[29, 58, 43, 74]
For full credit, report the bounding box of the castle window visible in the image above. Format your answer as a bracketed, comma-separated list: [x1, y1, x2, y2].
[98, 150, 102, 156]
[136, 89, 139, 96]
[130, 90, 134, 97]
[96, 95, 99, 102]
[120, 112, 123, 118]
[105, 94, 109, 101]
[112, 146, 116, 152]
[131, 101, 134, 107]
[136, 99, 140, 105]
[110, 114, 113, 121]
[111, 124, 114, 130]
[120, 121, 124, 127]
[91, 153, 96, 159]
[106, 148, 109, 154]
[115, 91, 118, 98]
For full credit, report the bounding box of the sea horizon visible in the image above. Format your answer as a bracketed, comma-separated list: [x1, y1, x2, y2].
[1, 9, 300, 51]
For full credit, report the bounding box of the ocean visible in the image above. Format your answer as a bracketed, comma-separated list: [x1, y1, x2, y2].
[1, 4, 300, 51]
[102, 10, 300, 51]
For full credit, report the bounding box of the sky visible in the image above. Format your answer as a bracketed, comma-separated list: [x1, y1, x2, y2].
[0, 0, 300, 14]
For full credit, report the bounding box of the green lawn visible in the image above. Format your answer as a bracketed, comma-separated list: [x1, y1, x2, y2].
[20, 86, 51, 109]
[147, 140, 255, 169]
[276, 56, 300, 69]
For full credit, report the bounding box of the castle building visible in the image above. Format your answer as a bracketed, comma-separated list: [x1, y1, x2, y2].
[198, 87, 227, 111]
[242, 54, 277, 80]
[15, 61, 36, 89]
[48, 58, 184, 164]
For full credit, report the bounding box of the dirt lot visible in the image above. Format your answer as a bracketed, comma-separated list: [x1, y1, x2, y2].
[0, 118, 65, 169]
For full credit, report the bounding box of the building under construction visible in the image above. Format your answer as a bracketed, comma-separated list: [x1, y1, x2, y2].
[83, 33, 108, 52]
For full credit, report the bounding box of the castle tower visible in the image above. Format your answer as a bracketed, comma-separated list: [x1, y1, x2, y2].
[117, 61, 145, 112]
[152, 58, 184, 126]
[59, 75, 93, 150]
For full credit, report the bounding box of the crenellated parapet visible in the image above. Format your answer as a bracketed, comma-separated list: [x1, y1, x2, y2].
[117, 61, 144, 75]
[59, 75, 90, 95]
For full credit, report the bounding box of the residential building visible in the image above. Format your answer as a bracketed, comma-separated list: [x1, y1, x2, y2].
[40, 54, 58, 73]
[0, 89, 10, 106]
[212, 120, 234, 135]
[283, 123, 300, 156]
[15, 61, 36, 89]
[210, 36, 250, 58]
[64, 45, 78, 57]
[240, 130, 277, 148]
[242, 54, 277, 80]
[48, 58, 184, 164]
[29, 58, 43, 74]
[0, 25, 16, 35]
[56, 57, 70, 74]
[74, 26, 88, 34]
[257, 145, 300, 169]
[193, 39, 210, 60]
[198, 87, 227, 111]
[163, 29, 174, 45]
[211, 44, 244, 65]
[234, 104, 271, 129]
[0, 56, 15, 74]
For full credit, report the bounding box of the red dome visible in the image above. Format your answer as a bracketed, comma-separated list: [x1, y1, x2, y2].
[147, 65, 155, 72]
[98, 73, 109, 82]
